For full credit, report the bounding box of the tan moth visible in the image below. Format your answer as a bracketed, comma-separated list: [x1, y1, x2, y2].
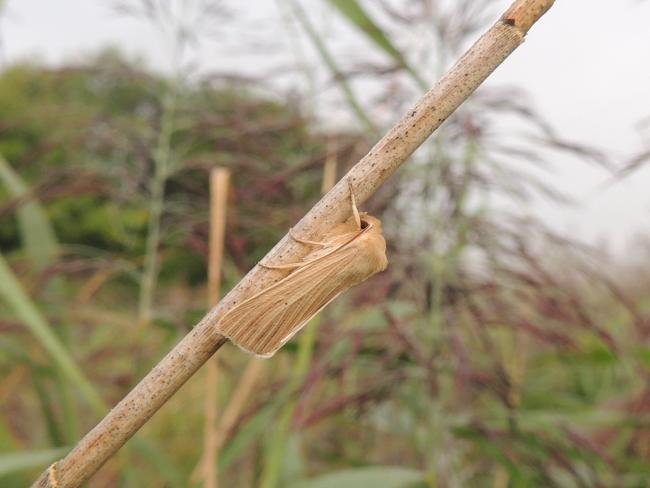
[215, 180, 388, 357]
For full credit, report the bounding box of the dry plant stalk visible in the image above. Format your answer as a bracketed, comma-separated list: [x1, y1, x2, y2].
[205, 142, 340, 457]
[33, 1, 555, 486]
[321, 139, 339, 194]
[198, 168, 230, 488]
[208, 169, 230, 309]
[213, 358, 265, 449]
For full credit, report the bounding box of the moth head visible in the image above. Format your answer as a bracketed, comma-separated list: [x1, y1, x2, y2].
[359, 213, 382, 231]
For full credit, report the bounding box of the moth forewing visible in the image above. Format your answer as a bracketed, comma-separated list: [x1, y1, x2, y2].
[215, 214, 387, 357]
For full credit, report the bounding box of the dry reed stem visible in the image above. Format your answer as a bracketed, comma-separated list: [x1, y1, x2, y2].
[204, 141, 339, 471]
[213, 358, 265, 450]
[321, 139, 339, 194]
[197, 168, 230, 488]
[33, 1, 555, 485]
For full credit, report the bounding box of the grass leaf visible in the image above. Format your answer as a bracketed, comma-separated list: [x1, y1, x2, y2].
[288, 0, 378, 134]
[0, 447, 70, 476]
[0, 154, 59, 269]
[287, 466, 426, 488]
[325, 0, 427, 89]
[0, 252, 106, 415]
[260, 317, 319, 488]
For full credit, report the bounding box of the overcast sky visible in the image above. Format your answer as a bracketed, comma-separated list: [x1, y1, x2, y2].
[1, 0, 649, 256]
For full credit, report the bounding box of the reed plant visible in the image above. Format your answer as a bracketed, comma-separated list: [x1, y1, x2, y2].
[1, 1, 649, 487]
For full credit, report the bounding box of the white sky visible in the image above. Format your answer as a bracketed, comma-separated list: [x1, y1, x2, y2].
[1, 0, 649, 256]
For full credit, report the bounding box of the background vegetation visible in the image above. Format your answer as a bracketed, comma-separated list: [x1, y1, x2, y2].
[1, 1, 649, 487]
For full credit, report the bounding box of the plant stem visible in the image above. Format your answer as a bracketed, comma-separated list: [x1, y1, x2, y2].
[288, 0, 379, 135]
[260, 317, 319, 488]
[138, 89, 177, 328]
[0, 254, 106, 416]
[32, 2, 555, 486]
[260, 144, 336, 487]
[198, 168, 230, 488]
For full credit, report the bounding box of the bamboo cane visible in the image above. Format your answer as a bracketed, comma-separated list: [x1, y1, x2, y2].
[33, 2, 555, 486]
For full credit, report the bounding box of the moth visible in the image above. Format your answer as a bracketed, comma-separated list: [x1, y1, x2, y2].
[215, 181, 388, 357]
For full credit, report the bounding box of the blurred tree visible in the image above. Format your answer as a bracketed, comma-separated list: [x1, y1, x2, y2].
[0, 51, 360, 282]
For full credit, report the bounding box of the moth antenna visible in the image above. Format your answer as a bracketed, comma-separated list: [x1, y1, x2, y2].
[347, 178, 361, 230]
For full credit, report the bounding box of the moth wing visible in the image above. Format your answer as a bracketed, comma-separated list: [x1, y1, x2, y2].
[216, 244, 362, 357]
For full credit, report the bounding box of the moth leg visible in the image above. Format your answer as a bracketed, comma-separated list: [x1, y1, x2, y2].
[259, 261, 307, 271]
[347, 178, 361, 230]
[260, 230, 324, 269]
[259, 263, 305, 269]
[260, 249, 337, 271]
[289, 228, 327, 247]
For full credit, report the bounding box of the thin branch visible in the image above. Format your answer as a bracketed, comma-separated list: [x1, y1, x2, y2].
[33, 1, 555, 486]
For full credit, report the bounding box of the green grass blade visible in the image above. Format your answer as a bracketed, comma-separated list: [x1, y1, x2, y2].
[325, 0, 427, 90]
[0, 155, 80, 441]
[219, 399, 280, 470]
[128, 437, 185, 488]
[31, 367, 66, 446]
[260, 317, 319, 488]
[0, 447, 70, 476]
[0, 340, 67, 446]
[0, 154, 59, 269]
[288, 0, 378, 134]
[0, 252, 106, 415]
[287, 467, 426, 488]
